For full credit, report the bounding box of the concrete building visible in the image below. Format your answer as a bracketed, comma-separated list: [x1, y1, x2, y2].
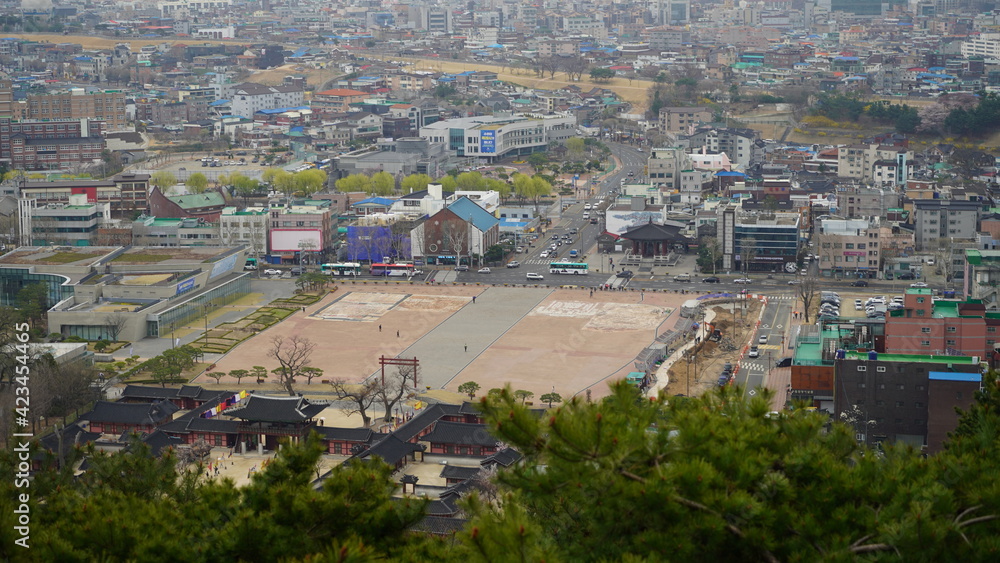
[885, 289, 999, 357]
[18, 193, 110, 247]
[418, 113, 576, 162]
[837, 186, 901, 218]
[817, 218, 881, 278]
[18, 173, 150, 219]
[268, 200, 335, 264]
[335, 137, 453, 178]
[836, 144, 913, 185]
[647, 146, 694, 190]
[26, 89, 128, 131]
[131, 216, 222, 247]
[311, 89, 370, 115]
[605, 196, 668, 235]
[0, 245, 249, 340]
[681, 127, 764, 170]
[224, 83, 304, 119]
[658, 106, 712, 134]
[834, 351, 982, 453]
[913, 199, 981, 251]
[963, 249, 1000, 307]
[148, 188, 228, 221]
[721, 206, 800, 272]
[219, 207, 269, 259]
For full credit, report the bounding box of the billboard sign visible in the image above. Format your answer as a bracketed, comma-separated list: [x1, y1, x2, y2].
[270, 229, 324, 253]
[480, 129, 496, 154]
[176, 278, 195, 295]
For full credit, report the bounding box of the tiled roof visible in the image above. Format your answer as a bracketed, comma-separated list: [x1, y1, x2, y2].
[440, 464, 481, 480]
[86, 399, 178, 425]
[421, 422, 498, 448]
[481, 447, 522, 468]
[223, 394, 326, 423]
[354, 434, 423, 466]
[316, 426, 374, 443]
[393, 403, 462, 442]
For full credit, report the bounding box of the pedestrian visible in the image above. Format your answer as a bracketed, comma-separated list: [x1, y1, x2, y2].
[379, 324, 382, 332]
[464, 344, 468, 352]
[472, 295, 476, 304]
[641, 291, 644, 302]
[590, 289, 593, 297]
[396, 330, 400, 338]
[302, 306, 306, 313]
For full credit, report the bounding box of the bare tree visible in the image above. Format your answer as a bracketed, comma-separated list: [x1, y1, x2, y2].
[330, 378, 380, 428]
[561, 56, 589, 81]
[268, 335, 316, 396]
[376, 364, 418, 422]
[177, 438, 213, 469]
[103, 313, 128, 342]
[445, 221, 469, 269]
[700, 236, 722, 275]
[798, 273, 820, 323]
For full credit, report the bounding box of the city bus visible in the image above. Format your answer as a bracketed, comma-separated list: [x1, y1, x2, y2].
[549, 261, 589, 275]
[321, 262, 361, 276]
[370, 262, 416, 277]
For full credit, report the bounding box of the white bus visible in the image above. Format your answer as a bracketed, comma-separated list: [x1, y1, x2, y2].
[549, 262, 589, 275]
[321, 262, 361, 276]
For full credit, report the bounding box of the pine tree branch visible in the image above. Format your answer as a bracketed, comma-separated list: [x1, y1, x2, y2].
[957, 514, 997, 528]
[849, 543, 898, 556]
[652, 486, 780, 563]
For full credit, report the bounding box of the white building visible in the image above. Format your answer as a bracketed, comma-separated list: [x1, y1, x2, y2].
[223, 83, 305, 119]
[961, 33, 1000, 59]
[19, 193, 109, 246]
[219, 207, 269, 258]
[419, 113, 576, 162]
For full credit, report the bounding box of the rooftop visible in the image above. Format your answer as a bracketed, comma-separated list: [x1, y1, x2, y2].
[843, 351, 980, 364]
[0, 246, 113, 266]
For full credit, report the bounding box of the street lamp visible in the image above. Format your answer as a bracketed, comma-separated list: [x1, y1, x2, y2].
[203, 302, 218, 336]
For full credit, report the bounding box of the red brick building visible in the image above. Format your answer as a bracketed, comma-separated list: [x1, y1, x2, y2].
[0, 117, 107, 170]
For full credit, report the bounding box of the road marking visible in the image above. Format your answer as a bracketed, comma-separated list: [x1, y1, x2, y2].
[776, 324, 783, 329]
[761, 324, 770, 329]
[749, 390, 756, 396]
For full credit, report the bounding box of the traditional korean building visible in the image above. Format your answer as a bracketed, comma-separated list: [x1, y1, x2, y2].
[85, 399, 179, 434]
[224, 394, 327, 451]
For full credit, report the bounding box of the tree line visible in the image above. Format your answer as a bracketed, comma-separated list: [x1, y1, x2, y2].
[812, 91, 1000, 136]
[7, 377, 1000, 560]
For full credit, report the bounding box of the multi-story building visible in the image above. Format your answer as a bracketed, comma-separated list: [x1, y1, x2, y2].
[961, 32, 1000, 59]
[131, 216, 221, 246]
[418, 113, 576, 162]
[18, 173, 150, 218]
[410, 196, 500, 266]
[658, 106, 712, 134]
[18, 193, 109, 246]
[913, 199, 981, 250]
[268, 201, 335, 264]
[311, 88, 369, 115]
[0, 117, 106, 170]
[647, 146, 694, 190]
[681, 127, 764, 169]
[220, 207, 270, 258]
[963, 249, 1000, 307]
[837, 144, 913, 185]
[26, 89, 128, 131]
[224, 83, 304, 119]
[817, 218, 881, 277]
[386, 74, 435, 93]
[837, 186, 901, 218]
[721, 205, 800, 272]
[834, 351, 982, 453]
[648, 27, 691, 51]
[885, 289, 1000, 357]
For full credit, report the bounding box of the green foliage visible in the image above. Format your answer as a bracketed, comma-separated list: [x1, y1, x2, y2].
[335, 173, 373, 194]
[150, 170, 177, 191]
[370, 171, 395, 196]
[401, 173, 434, 193]
[186, 172, 210, 194]
[526, 152, 549, 172]
[943, 92, 1000, 136]
[458, 381, 481, 399]
[539, 392, 562, 407]
[434, 84, 457, 98]
[16, 282, 48, 325]
[589, 67, 615, 83]
[456, 171, 488, 191]
[436, 175, 458, 191]
[812, 93, 867, 121]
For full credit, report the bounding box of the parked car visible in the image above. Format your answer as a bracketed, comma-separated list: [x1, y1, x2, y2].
[290, 266, 304, 276]
[263, 268, 281, 276]
[897, 272, 916, 280]
[702, 276, 720, 283]
[748, 346, 760, 358]
[775, 357, 793, 368]
[478, 267, 491, 274]
[910, 281, 929, 288]
[734, 278, 752, 284]
[617, 270, 634, 278]
[455, 265, 469, 272]
[526, 272, 544, 280]
[506, 261, 520, 268]
[855, 299, 863, 310]
[850, 279, 869, 287]
[539, 251, 550, 258]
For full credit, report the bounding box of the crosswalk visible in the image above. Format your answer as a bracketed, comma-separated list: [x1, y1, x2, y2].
[757, 344, 782, 350]
[765, 295, 796, 301]
[740, 361, 768, 372]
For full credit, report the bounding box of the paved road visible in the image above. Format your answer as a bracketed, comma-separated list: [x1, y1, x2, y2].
[370, 286, 553, 389]
[735, 297, 794, 399]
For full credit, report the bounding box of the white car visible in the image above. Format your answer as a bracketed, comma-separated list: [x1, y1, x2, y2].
[526, 272, 544, 280]
[263, 268, 281, 276]
[734, 278, 752, 284]
[748, 346, 760, 358]
[584, 203, 592, 210]
[855, 300, 863, 311]
[540, 251, 550, 258]
[478, 267, 491, 274]
[758, 335, 768, 344]
[910, 282, 929, 288]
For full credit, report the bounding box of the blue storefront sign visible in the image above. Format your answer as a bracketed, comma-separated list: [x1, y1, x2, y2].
[176, 278, 195, 295]
[480, 129, 496, 153]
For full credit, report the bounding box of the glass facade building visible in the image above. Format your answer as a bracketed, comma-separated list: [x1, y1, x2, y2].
[147, 273, 250, 338]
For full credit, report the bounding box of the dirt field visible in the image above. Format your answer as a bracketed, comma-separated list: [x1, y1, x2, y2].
[250, 64, 343, 88]
[663, 301, 761, 397]
[382, 55, 652, 112]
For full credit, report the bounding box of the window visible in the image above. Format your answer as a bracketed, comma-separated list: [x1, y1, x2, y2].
[876, 400, 885, 406]
[897, 384, 905, 390]
[857, 382, 866, 389]
[921, 340, 930, 346]
[857, 366, 867, 371]
[916, 385, 925, 391]
[989, 327, 997, 333]
[877, 366, 886, 372]
[917, 297, 925, 303]
[947, 326, 956, 333]
[915, 402, 924, 408]
[895, 401, 905, 407]
[947, 340, 957, 346]
[921, 327, 931, 333]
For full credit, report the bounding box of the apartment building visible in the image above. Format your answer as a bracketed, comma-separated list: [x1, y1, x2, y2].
[721, 205, 800, 272]
[225, 83, 304, 118]
[838, 186, 901, 218]
[884, 289, 1000, 357]
[268, 201, 335, 263]
[913, 199, 981, 250]
[0, 117, 106, 169]
[311, 88, 369, 114]
[131, 216, 221, 246]
[647, 146, 694, 190]
[837, 144, 913, 185]
[658, 106, 712, 134]
[26, 89, 128, 131]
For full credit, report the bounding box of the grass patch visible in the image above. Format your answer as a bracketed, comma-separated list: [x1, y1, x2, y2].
[44, 252, 103, 264]
[112, 253, 171, 263]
